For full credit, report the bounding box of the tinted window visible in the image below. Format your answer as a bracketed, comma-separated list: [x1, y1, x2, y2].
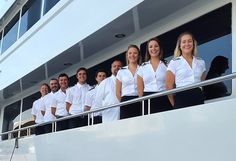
[43, 0, 60, 15]
[2, 101, 21, 140]
[19, 0, 42, 37]
[0, 31, 2, 54]
[1, 12, 20, 53]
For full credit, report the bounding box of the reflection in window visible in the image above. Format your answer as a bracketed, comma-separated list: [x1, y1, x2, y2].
[2, 101, 21, 140]
[19, 0, 42, 37]
[199, 34, 232, 99]
[1, 12, 20, 53]
[43, 0, 60, 15]
[0, 31, 2, 54]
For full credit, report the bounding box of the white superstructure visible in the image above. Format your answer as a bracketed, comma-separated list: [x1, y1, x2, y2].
[0, 0, 236, 160]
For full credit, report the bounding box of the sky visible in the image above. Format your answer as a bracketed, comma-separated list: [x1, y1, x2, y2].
[0, 0, 6, 9]
[0, 0, 6, 12]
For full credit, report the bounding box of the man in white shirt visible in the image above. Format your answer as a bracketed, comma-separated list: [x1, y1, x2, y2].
[66, 67, 91, 129]
[51, 73, 69, 131]
[84, 69, 107, 125]
[41, 78, 59, 133]
[95, 60, 122, 123]
[31, 83, 50, 135]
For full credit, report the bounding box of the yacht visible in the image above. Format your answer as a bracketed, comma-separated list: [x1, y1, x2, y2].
[0, 0, 236, 161]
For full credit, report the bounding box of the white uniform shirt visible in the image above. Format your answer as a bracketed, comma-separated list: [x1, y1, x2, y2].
[51, 89, 68, 117]
[167, 56, 206, 88]
[84, 85, 101, 116]
[116, 66, 139, 97]
[41, 92, 56, 122]
[66, 83, 91, 115]
[95, 75, 120, 123]
[137, 61, 167, 92]
[31, 98, 44, 124]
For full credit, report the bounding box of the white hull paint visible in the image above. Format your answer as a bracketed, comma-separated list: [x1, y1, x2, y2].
[1, 99, 236, 161]
[0, 0, 236, 160]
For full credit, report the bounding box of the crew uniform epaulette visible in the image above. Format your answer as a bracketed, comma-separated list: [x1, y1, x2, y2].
[172, 57, 181, 61]
[141, 62, 149, 66]
[195, 56, 203, 60]
[120, 67, 128, 70]
[162, 59, 168, 65]
[89, 86, 96, 91]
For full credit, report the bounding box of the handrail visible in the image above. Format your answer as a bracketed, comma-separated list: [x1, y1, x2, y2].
[1, 72, 236, 137]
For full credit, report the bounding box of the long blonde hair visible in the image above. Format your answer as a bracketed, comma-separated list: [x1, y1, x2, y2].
[174, 32, 198, 58]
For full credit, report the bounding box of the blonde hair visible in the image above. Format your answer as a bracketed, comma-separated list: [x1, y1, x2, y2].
[174, 32, 198, 58]
[125, 44, 141, 65]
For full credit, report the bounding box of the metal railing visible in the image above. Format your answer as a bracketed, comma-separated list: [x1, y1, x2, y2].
[1, 72, 236, 139]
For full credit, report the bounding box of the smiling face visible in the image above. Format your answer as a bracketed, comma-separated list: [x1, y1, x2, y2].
[127, 47, 139, 64]
[96, 72, 107, 84]
[49, 79, 59, 93]
[76, 69, 87, 84]
[148, 40, 160, 58]
[59, 76, 69, 90]
[40, 84, 49, 96]
[111, 60, 122, 76]
[180, 34, 194, 55]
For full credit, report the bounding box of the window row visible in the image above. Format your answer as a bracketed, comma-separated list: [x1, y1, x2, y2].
[0, 0, 60, 55]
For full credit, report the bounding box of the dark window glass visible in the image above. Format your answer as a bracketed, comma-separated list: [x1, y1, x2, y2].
[2, 101, 21, 140]
[2, 12, 20, 53]
[0, 31, 2, 54]
[43, 0, 60, 15]
[19, 0, 42, 37]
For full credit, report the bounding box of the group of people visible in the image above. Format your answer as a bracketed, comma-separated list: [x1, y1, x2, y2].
[31, 31, 228, 135]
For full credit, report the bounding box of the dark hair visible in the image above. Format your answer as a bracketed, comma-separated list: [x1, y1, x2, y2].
[76, 67, 88, 76]
[95, 69, 107, 78]
[50, 78, 59, 84]
[58, 73, 69, 80]
[145, 37, 164, 62]
[126, 44, 141, 65]
[111, 60, 123, 67]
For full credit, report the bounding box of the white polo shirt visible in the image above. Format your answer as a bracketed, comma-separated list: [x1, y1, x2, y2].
[167, 56, 206, 88]
[51, 89, 68, 117]
[31, 98, 44, 124]
[137, 61, 167, 92]
[95, 75, 120, 123]
[84, 85, 101, 116]
[41, 92, 56, 122]
[116, 66, 139, 97]
[66, 83, 91, 115]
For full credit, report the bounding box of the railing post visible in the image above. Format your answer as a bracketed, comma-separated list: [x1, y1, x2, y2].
[52, 123, 55, 132]
[88, 114, 91, 126]
[148, 99, 151, 115]
[142, 100, 145, 115]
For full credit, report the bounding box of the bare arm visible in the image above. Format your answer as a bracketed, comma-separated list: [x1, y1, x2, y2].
[116, 79, 122, 101]
[84, 106, 91, 111]
[32, 115, 36, 121]
[66, 102, 71, 113]
[201, 71, 206, 81]
[166, 71, 175, 106]
[51, 107, 56, 117]
[137, 75, 144, 97]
